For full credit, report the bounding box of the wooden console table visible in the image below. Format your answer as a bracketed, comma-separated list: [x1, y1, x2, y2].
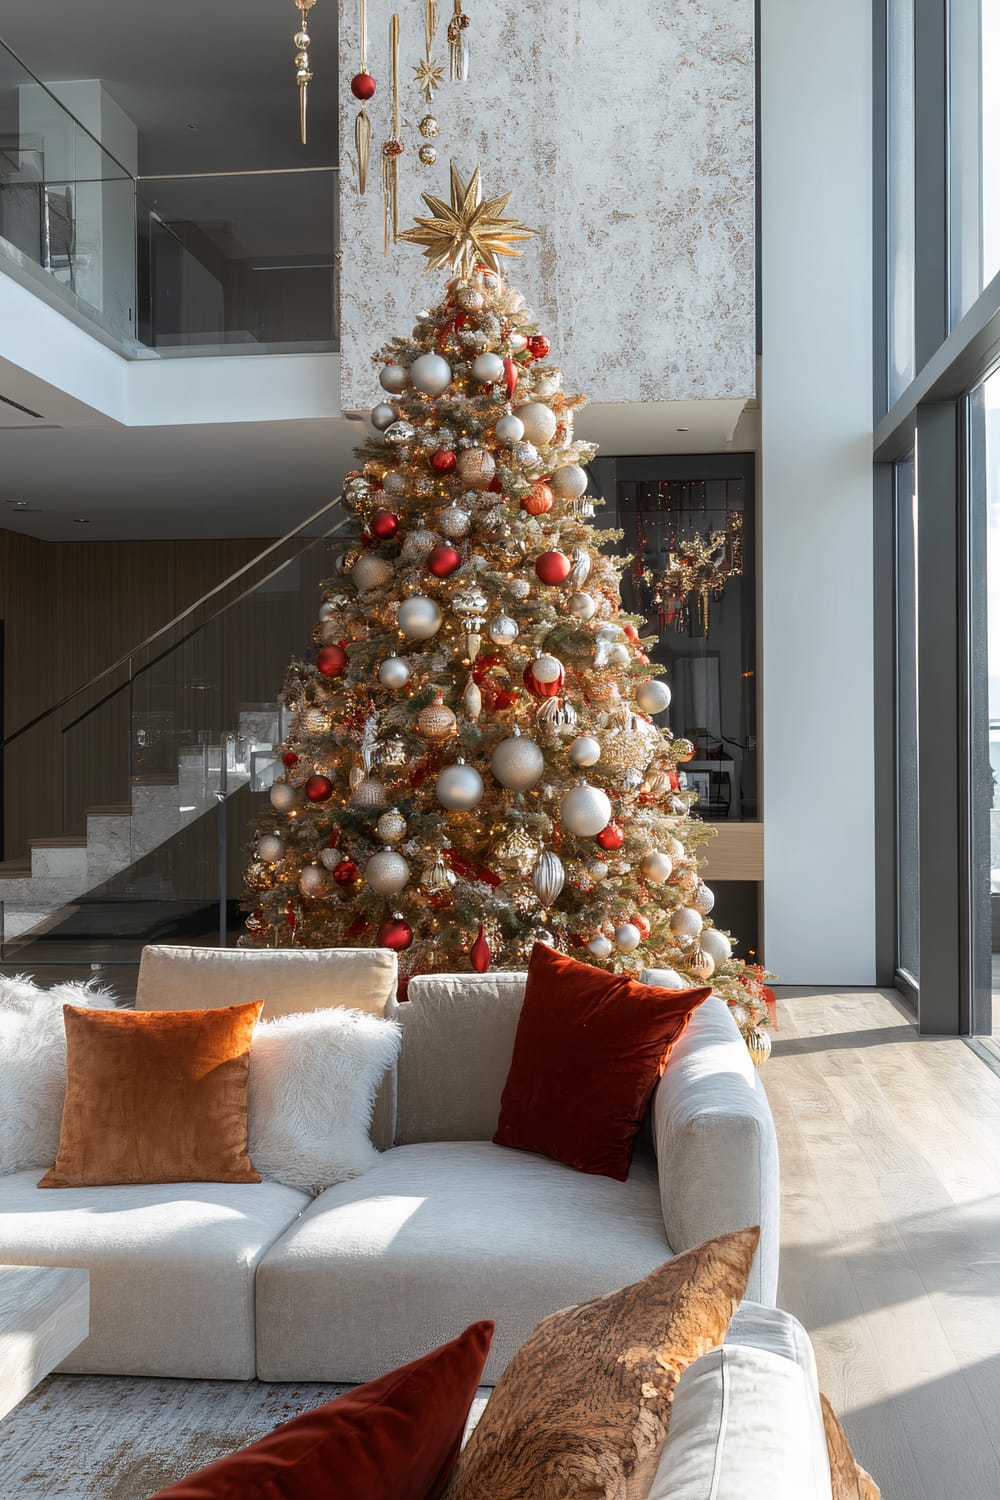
[0, 1264, 89, 1421]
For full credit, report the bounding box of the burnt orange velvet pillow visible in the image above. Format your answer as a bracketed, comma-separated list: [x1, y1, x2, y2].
[149, 1321, 494, 1500]
[39, 1001, 263, 1188]
[493, 943, 712, 1180]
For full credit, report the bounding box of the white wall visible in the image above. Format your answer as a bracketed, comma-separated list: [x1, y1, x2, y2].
[759, 0, 876, 982]
[337, 0, 756, 411]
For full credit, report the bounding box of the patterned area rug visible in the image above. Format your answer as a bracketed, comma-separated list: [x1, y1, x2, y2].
[0, 1373, 491, 1498]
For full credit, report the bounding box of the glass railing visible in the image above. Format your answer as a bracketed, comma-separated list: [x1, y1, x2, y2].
[0, 498, 351, 964]
[0, 38, 339, 354]
[0, 39, 137, 344]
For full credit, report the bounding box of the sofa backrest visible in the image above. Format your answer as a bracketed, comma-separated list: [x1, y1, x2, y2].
[135, 945, 399, 1150]
[395, 972, 527, 1144]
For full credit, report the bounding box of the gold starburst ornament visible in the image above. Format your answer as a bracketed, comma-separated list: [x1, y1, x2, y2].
[413, 54, 444, 103]
[399, 163, 538, 278]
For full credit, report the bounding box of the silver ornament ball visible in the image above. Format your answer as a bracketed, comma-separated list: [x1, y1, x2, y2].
[471, 352, 505, 383]
[435, 760, 485, 811]
[569, 734, 601, 768]
[257, 834, 285, 862]
[587, 934, 613, 959]
[487, 614, 519, 646]
[560, 782, 612, 837]
[378, 654, 411, 689]
[269, 782, 300, 813]
[365, 848, 410, 896]
[371, 403, 398, 432]
[398, 595, 443, 639]
[438, 503, 471, 539]
[532, 850, 565, 907]
[410, 352, 452, 396]
[376, 808, 407, 844]
[379, 364, 410, 394]
[636, 679, 672, 715]
[491, 732, 545, 790]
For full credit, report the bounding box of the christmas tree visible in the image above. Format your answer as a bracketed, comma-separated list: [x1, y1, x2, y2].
[242, 165, 770, 1056]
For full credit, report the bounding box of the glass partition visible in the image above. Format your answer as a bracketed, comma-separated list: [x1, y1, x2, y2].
[887, 0, 916, 402]
[0, 39, 136, 343]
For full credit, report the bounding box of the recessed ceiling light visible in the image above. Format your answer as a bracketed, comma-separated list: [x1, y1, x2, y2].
[6, 499, 28, 507]
[185, 123, 198, 131]
[676, 426, 690, 433]
[72, 517, 90, 524]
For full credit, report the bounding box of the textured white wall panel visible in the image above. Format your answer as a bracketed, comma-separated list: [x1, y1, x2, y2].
[337, 0, 756, 411]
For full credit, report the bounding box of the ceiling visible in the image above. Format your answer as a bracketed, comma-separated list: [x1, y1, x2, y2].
[0, 0, 338, 175]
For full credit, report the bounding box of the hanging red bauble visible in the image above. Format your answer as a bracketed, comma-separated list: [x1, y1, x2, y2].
[534, 550, 572, 586]
[521, 481, 554, 516]
[317, 643, 348, 677]
[304, 774, 334, 802]
[350, 72, 377, 99]
[283, 752, 299, 767]
[431, 449, 457, 474]
[470, 922, 491, 973]
[631, 913, 652, 940]
[332, 858, 360, 886]
[595, 821, 625, 851]
[377, 916, 414, 951]
[427, 544, 461, 577]
[502, 358, 518, 399]
[370, 509, 399, 540]
[522, 655, 565, 698]
[528, 334, 550, 360]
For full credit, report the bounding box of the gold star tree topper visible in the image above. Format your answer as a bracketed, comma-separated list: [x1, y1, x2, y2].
[398, 163, 538, 278]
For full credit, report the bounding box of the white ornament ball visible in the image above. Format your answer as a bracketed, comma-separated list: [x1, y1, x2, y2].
[636, 679, 672, 715]
[567, 591, 597, 621]
[560, 783, 612, 837]
[551, 465, 588, 500]
[692, 881, 716, 916]
[588, 859, 609, 880]
[515, 401, 558, 447]
[534, 374, 560, 399]
[509, 332, 527, 352]
[410, 352, 452, 395]
[365, 848, 410, 896]
[665, 836, 685, 862]
[435, 760, 485, 811]
[569, 735, 601, 768]
[378, 654, 411, 689]
[641, 849, 674, 883]
[587, 934, 613, 959]
[257, 834, 285, 862]
[699, 928, 732, 964]
[512, 441, 538, 467]
[379, 364, 410, 394]
[491, 734, 544, 790]
[269, 782, 300, 813]
[398, 595, 443, 639]
[532, 653, 564, 685]
[438, 503, 471, 539]
[370, 402, 398, 432]
[608, 643, 631, 667]
[615, 922, 642, 953]
[670, 907, 704, 942]
[299, 865, 328, 897]
[471, 352, 505, 383]
[351, 554, 393, 594]
[488, 614, 519, 646]
[495, 413, 525, 445]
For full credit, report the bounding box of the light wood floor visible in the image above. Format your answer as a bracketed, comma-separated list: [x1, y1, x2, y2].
[765, 986, 1000, 1500]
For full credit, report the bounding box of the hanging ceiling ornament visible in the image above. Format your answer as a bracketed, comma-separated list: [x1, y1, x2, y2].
[292, 0, 317, 145]
[447, 0, 471, 80]
[398, 162, 538, 278]
[641, 509, 743, 637]
[381, 13, 404, 255]
[350, 0, 376, 193]
[413, 0, 444, 110]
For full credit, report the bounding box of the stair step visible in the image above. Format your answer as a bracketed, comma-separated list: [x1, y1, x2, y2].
[28, 836, 88, 849]
[0, 859, 31, 880]
[131, 774, 179, 787]
[86, 804, 131, 818]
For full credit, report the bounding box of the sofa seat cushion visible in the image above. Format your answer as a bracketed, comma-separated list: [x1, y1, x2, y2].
[0, 1171, 309, 1379]
[256, 1140, 672, 1385]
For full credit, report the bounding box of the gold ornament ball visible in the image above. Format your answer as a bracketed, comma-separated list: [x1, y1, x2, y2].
[746, 1025, 772, 1067]
[376, 808, 407, 844]
[417, 694, 458, 743]
[686, 946, 715, 981]
[419, 144, 438, 166]
[456, 448, 496, 491]
[419, 113, 440, 138]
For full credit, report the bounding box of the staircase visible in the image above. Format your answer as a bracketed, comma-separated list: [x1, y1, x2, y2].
[0, 707, 282, 957]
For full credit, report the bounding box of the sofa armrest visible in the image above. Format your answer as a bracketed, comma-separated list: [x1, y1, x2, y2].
[652, 996, 780, 1304]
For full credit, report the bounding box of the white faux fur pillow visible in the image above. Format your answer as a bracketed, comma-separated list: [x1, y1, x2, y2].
[0, 974, 119, 1176]
[248, 1006, 401, 1195]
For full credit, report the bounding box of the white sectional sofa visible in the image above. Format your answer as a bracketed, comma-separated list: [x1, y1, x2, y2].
[0, 947, 780, 1385]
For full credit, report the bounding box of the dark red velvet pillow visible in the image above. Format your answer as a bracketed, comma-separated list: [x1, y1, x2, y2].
[149, 1322, 493, 1500]
[493, 943, 712, 1181]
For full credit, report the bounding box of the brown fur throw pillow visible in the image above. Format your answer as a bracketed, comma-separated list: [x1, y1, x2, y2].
[821, 1395, 881, 1499]
[444, 1226, 760, 1500]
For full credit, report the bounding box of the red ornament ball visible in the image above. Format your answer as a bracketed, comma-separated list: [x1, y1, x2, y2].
[528, 334, 551, 359]
[534, 550, 572, 586]
[370, 508, 399, 540]
[304, 774, 334, 803]
[316, 643, 348, 677]
[431, 448, 456, 473]
[283, 752, 299, 767]
[377, 916, 414, 952]
[332, 859, 360, 886]
[427, 543, 462, 578]
[595, 821, 625, 851]
[350, 72, 377, 100]
[631, 913, 652, 940]
[521, 481, 554, 516]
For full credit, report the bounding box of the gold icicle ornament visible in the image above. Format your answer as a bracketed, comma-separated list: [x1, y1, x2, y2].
[382, 13, 404, 254]
[446, 0, 470, 80]
[399, 162, 538, 278]
[352, 0, 374, 193]
[292, 0, 317, 145]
